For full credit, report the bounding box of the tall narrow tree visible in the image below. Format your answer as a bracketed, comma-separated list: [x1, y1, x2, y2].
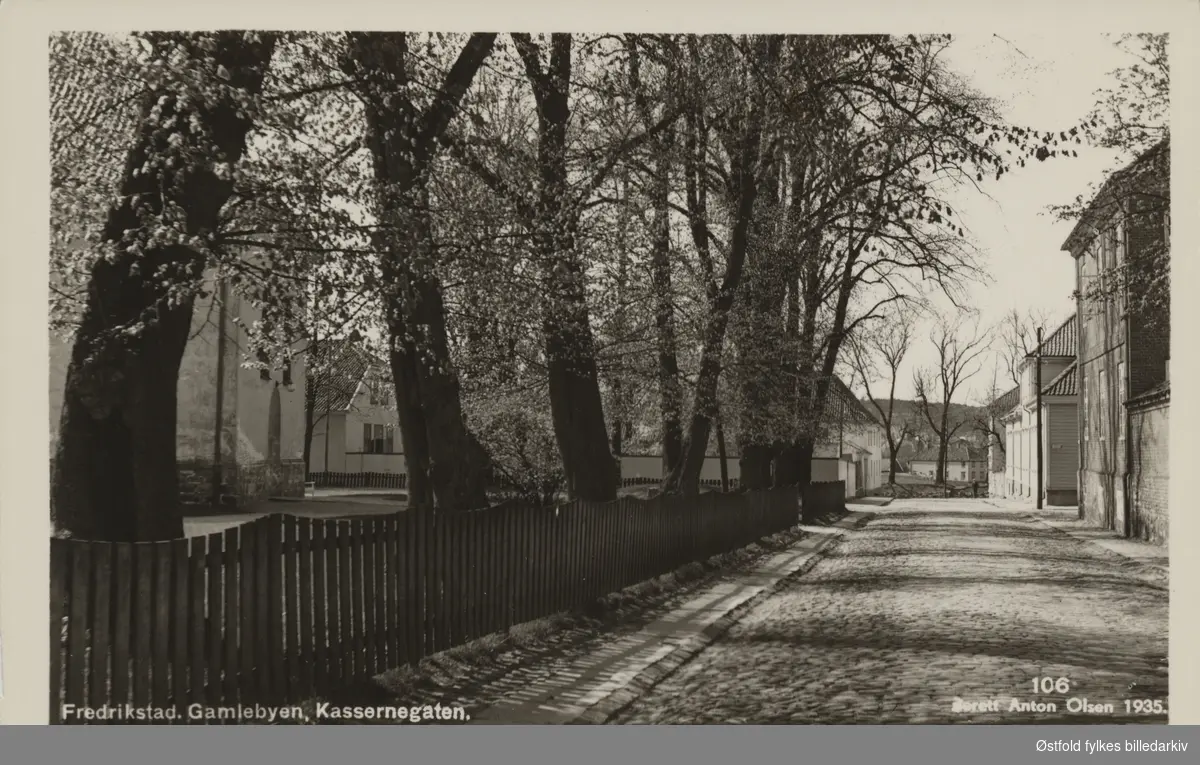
[848, 311, 917, 485]
[913, 314, 990, 484]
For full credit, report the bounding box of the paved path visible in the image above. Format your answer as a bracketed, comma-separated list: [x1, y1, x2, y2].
[465, 513, 868, 724]
[614, 499, 1168, 724]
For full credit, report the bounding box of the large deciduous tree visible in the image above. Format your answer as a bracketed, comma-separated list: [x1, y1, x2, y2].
[662, 34, 783, 496]
[52, 32, 278, 541]
[340, 32, 498, 511]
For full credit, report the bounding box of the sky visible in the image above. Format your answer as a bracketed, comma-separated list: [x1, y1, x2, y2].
[876, 32, 1136, 404]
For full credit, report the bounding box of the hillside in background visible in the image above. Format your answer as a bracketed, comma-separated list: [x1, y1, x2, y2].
[862, 399, 988, 453]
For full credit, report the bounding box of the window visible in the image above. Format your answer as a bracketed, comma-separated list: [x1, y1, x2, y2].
[1082, 384, 1089, 442]
[368, 373, 391, 407]
[363, 423, 395, 454]
[258, 349, 272, 381]
[1117, 361, 1126, 442]
[1098, 369, 1107, 442]
[363, 423, 382, 453]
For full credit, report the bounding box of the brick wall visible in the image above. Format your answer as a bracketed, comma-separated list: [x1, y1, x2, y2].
[236, 458, 306, 504]
[177, 458, 241, 507]
[1129, 396, 1168, 545]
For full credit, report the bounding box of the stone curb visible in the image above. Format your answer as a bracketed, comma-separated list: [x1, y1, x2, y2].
[1021, 513, 1169, 579]
[572, 511, 876, 725]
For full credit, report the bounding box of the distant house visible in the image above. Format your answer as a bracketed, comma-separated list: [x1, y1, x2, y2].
[49, 33, 307, 508]
[620, 375, 886, 498]
[993, 314, 1080, 506]
[811, 376, 886, 497]
[1064, 138, 1170, 543]
[884, 442, 917, 474]
[986, 386, 1020, 492]
[306, 340, 406, 476]
[910, 442, 988, 483]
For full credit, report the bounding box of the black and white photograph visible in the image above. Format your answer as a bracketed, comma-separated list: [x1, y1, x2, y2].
[43, 24, 1173, 726]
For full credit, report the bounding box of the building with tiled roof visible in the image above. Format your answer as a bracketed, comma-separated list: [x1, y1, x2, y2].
[909, 440, 988, 483]
[1041, 362, 1078, 398]
[988, 310, 1080, 507]
[1024, 313, 1077, 361]
[810, 375, 887, 498]
[307, 340, 407, 476]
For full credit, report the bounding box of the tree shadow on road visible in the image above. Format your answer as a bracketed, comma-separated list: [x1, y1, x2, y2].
[720, 609, 1169, 684]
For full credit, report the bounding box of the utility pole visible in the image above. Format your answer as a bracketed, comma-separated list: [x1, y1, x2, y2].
[1036, 325, 1044, 510]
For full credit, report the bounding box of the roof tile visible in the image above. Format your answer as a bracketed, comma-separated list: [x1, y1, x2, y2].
[1026, 313, 1077, 359]
[1042, 362, 1078, 397]
[307, 339, 385, 413]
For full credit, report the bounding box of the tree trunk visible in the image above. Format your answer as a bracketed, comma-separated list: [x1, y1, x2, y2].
[664, 164, 759, 495]
[731, 156, 784, 488]
[772, 443, 806, 487]
[936, 436, 948, 484]
[887, 438, 898, 485]
[775, 441, 814, 490]
[663, 34, 777, 496]
[541, 247, 619, 501]
[609, 366, 624, 459]
[52, 33, 277, 542]
[649, 133, 684, 475]
[303, 393, 316, 477]
[739, 444, 776, 490]
[348, 32, 497, 511]
[523, 33, 618, 501]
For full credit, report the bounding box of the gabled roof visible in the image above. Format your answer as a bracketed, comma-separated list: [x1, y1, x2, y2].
[307, 339, 386, 413]
[826, 375, 879, 428]
[1025, 313, 1077, 359]
[1042, 362, 1078, 397]
[990, 385, 1020, 412]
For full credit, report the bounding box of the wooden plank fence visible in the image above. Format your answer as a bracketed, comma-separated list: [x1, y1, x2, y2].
[50, 485, 799, 723]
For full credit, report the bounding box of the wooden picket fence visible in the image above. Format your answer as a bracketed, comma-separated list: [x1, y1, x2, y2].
[307, 471, 408, 490]
[50, 485, 799, 723]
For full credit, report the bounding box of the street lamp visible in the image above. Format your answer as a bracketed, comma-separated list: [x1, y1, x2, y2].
[1035, 325, 1044, 510]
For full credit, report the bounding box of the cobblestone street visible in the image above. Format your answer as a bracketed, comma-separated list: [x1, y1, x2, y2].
[613, 499, 1168, 724]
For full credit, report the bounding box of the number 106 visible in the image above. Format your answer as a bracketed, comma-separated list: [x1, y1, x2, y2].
[1032, 677, 1071, 694]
